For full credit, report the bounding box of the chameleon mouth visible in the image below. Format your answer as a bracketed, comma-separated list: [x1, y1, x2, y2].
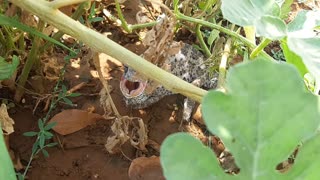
[120, 76, 147, 98]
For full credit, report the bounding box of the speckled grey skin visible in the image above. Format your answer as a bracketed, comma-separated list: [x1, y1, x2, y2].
[120, 43, 218, 121]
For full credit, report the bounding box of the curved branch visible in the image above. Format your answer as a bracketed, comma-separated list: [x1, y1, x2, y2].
[49, 0, 90, 9]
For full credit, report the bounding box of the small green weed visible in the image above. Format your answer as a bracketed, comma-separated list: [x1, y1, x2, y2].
[18, 49, 81, 179]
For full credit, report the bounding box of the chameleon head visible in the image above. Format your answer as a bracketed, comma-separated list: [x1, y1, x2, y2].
[120, 66, 173, 109]
[120, 66, 147, 97]
[119, 66, 150, 108]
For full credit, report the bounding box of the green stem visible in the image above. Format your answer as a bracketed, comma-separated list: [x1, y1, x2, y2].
[18, 32, 25, 51]
[196, 24, 211, 57]
[217, 24, 234, 89]
[23, 148, 35, 177]
[114, 0, 157, 33]
[0, 29, 6, 47]
[22, 95, 60, 178]
[176, 13, 274, 61]
[129, 21, 157, 31]
[3, 26, 15, 51]
[103, 8, 156, 32]
[217, 60, 227, 90]
[14, 20, 45, 102]
[115, 0, 131, 33]
[249, 38, 271, 59]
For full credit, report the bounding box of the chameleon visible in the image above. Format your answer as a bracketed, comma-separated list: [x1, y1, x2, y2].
[119, 43, 218, 121]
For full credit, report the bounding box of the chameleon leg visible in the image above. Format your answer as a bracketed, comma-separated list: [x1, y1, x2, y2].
[182, 79, 203, 121]
[182, 98, 196, 121]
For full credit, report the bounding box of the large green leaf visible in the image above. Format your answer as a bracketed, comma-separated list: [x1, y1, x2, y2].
[281, 39, 308, 77]
[286, 10, 320, 92]
[287, 10, 320, 33]
[285, 133, 320, 178]
[0, 128, 16, 180]
[161, 59, 320, 179]
[287, 37, 320, 92]
[221, 0, 287, 39]
[160, 133, 227, 180]
[0, 55, 19, 80]
[202, 59, 320, 179]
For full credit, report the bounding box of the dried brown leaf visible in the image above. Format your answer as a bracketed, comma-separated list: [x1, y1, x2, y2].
[105, 116, 148, 154]
[142, 15, 176, 65]
[49, 109, 105, 135]
[0, 104, 15, 135]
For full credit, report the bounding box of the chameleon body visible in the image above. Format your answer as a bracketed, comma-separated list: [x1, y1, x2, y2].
[119, 43, 217, 121]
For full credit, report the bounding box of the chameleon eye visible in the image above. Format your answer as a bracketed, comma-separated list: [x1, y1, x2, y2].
[124, 66, 129, 73]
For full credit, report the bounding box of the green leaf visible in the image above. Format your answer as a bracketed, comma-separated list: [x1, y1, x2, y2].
[43, 131, 54, 139]
[0, 14, 75, 54]
[221, 0, 276, 25]
[173, 0, 179, 13]
[23, 131, 38, 137]
[46, 142, 58, 148]
[0, 127, 16, 180]
[287, 37, 320, 92]
[286, 10, 320, 92]
[62, 97, 73, 106]
[202, 59, 320, 179]
[68, 92, 82, 97]
[287, 10, 320, 33]
[207, 21, 221, 48]
[41, 149, 49, 158]
[255, 15, 287, 39]
[44, 121, 57, 131]
[38, 119, 44, 130]
[286, 133, 320, 178]
[0, 55, 19, 80]
[61, 84, 67, 93]
[279, 0, 294, 19]
[281, 39, 308, 77]
[89, 17, 104, 23]
[243, 26, 256, 44]
[39, 133, 45, 149]
[16, 172, 24, 180]
[32, 141, 39, 154]
[160, 133, 226, 180]
[90, 2, 96, 17]
[221, 0, 286, 39]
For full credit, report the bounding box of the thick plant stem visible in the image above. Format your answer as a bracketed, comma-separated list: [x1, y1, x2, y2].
[217, 24, 235, 90]
[243, 26, 256, 45]
[10, 0, 206, 103]
[14, 20, 45, 102]
[217, 37, 232, 90]
[249, 38, 271, 59]
[49, 0, 89, 9]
